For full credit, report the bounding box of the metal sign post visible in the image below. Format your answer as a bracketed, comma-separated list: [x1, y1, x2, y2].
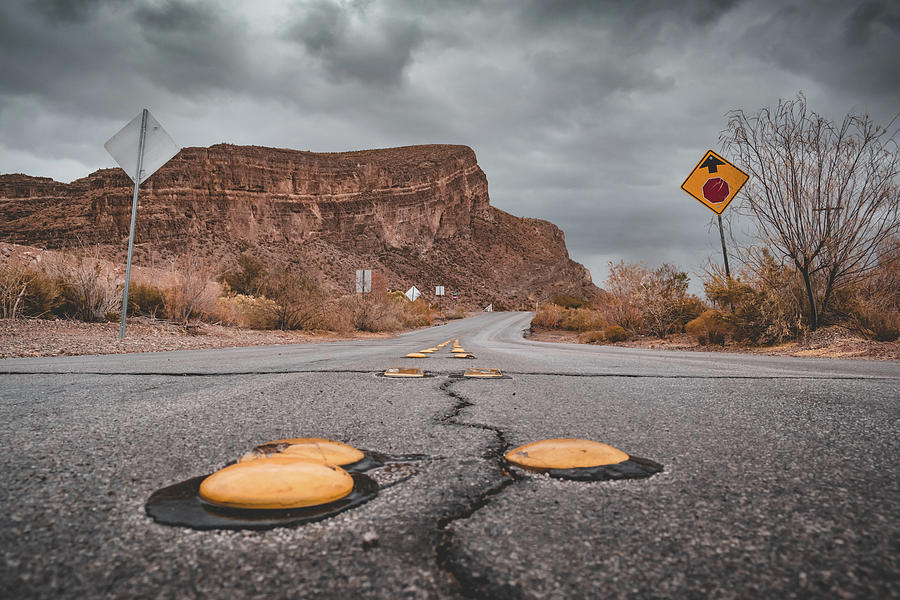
[105, 108, 179, 338]
[717, 214, 731, 278]
[119, 109, 148, 339]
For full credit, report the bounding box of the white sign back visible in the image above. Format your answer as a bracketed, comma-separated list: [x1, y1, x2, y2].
[104, 110, 179, 184]
[405, 286, 421, 302]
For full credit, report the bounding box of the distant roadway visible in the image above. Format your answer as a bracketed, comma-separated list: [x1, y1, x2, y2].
[1, 312, 898, 598]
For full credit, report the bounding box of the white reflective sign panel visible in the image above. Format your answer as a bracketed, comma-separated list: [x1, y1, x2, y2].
[104, 110, 179, 184]
[435, 286, 445, 296]
[405, 286, 421, 302]
[355, 269, 372, 293]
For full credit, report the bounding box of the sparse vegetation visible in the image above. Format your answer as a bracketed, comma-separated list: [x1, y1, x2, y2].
[213, 294, 279, 329]
[50, 246, 122, 322]
[531, 303, 564, 329]
[160, 253, 219, 324]
[723, 94, 899, 330]
[686, 310, 733, 346]
[0, 262, 59, 319]
[577, 330, 605, 344]
[128, 283, 166, 318]
[603, 325, 628, 343]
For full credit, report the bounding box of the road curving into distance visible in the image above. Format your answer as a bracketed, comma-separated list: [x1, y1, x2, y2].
[1, 312, 898, 598]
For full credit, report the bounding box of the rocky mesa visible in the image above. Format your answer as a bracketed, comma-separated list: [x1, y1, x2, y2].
[0, 143, 599, 309]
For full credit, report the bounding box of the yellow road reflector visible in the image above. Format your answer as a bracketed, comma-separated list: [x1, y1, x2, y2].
[420, 349, 435, 354]
[464, 367, 502, 378]
[505, 439, 629, 470]
[453, 353, 475, 358]
[199, 457, 354, 509]
[384, 367, 425, 378]
[241, 437, 364, 466]
[451, 348, 467, 353]
[405, 352, 428, 358]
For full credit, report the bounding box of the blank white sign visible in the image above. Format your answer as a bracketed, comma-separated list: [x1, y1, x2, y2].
[104, 109, 179, 184]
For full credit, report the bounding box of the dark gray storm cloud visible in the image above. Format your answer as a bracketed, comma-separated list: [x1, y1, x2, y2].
[1, 0, 897, 292]
[287, 0, 425, 85]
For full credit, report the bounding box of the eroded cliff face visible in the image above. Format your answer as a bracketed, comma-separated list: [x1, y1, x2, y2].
[0, 143, 598, 308]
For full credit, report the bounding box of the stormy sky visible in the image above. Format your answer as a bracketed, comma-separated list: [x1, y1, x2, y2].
[1, 0, 898, 292]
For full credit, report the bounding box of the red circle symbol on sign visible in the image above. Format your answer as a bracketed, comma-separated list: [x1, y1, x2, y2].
[702, 177, 730, 204]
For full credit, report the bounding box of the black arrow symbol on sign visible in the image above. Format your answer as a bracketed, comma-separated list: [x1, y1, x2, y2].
[700, 154, 725, 173]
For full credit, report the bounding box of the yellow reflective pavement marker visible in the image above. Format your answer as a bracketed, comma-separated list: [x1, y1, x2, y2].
[505, 439, 629, 471]
[199, 457, 354, 509]
[453, 353, 475, 358]
[451, 347, 467, 353]
[464, 367, 502, 377]
[384, 367, 425, 378]
[405, 352, 428, 358]
[241, 437, 365, 466]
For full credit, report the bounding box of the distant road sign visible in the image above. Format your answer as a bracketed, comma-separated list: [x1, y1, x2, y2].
[405, 286, 421, 302]
[356, 270, 372, 293]
[435, 286, 445, 296]
[105, 110, 179, 184]
[680, 150, 749, 215]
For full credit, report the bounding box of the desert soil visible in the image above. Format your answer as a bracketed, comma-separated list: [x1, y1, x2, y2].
[527, 326, 900, 361]
[0, 318, 396, 359]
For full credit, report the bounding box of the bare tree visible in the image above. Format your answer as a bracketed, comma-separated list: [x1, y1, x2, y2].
[722, 94, 900, 330]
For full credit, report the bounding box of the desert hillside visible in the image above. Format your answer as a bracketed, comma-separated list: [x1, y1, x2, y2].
[0, 143, 599, 308]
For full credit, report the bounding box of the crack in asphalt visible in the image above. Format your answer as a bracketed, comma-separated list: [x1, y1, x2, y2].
[432, 379, 521, 599]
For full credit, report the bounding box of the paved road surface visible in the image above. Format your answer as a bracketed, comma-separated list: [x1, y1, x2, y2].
[1, 312, 898, 598]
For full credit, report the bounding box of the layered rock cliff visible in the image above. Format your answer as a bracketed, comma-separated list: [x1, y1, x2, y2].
[0, 144, 599, 308]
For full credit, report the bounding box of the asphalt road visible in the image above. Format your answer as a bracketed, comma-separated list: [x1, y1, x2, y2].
[1, 312, 898, 599]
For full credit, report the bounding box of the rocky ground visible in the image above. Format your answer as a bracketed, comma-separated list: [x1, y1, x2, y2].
[0, 317, 395, 359]
[528, 325, 900, 360]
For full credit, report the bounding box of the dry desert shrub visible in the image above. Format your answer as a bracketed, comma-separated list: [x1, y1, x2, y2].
[221, 253, 267, 296]
[332, 292, 437, 332]
[402, 297, 436, 328]
[338, 293, 402, 332]
[531, 303, 564, 328]
[597, 261, 647, 333]
[685, 310, 734, 346]
[0, 261, 57, 318]
[704, 255, 805, 345]
[259, 267, 329, 330]
[595, 261, 703, 337]
[161, 253, 220, 324]
[127, 283, 166, 319]
[560, 307, 606, 332]
[603, 325, 628, 342]
[48, 246, 122, 322]
[832, 238, 900, 341]
[577, 330, 605, 344]
[213, 294, 279, 329]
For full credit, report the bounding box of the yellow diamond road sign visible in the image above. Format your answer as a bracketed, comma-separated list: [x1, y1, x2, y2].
[681, 150, 749, 215]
